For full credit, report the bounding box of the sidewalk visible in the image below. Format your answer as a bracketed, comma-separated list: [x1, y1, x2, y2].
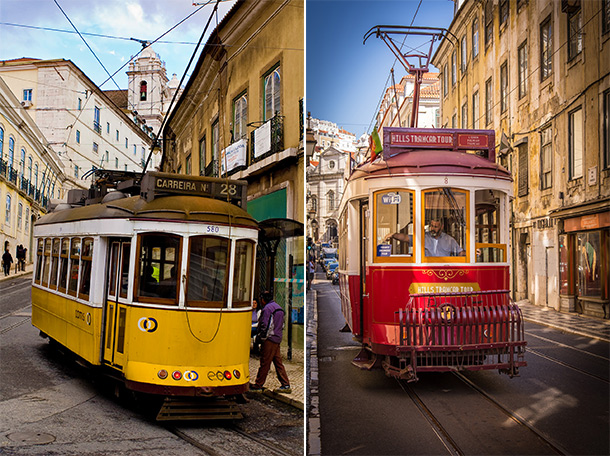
[0, 262, 33, 282]
[248, 344, 304, 410]
[516, 299, 610, 342]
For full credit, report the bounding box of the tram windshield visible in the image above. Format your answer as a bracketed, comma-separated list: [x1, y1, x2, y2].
[187, 236, 229, 308]
[475, 189, 506, 263]
[375, 190, 414, 258]
[423, 188, 467, 259]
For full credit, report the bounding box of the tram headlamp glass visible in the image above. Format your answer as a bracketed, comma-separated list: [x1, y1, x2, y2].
[233, 370, 241, 379]
[157, 369, 168, 380]
[172, 370, 182, 380]
[223, 370, 232, 380]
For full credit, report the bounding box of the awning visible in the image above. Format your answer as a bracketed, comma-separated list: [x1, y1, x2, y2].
[258, 218, 304, 242]
[550, 197, 610, 219]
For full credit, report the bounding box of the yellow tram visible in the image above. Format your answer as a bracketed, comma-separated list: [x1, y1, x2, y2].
[31, 171, 258, 418]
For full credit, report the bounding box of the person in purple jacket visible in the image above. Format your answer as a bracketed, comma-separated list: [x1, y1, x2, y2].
[250, 291, 291, 394]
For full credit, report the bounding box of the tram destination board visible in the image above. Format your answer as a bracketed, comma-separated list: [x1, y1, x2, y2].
[140, 172, 247, 208]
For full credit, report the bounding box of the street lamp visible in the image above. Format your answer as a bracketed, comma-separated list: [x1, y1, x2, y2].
[305, 112, 316, 166]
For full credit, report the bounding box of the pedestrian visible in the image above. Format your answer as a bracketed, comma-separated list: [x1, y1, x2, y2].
[16, 245, 25, 272]
[2, 247, 13, 276]
[307, 258, 315, 290]
[250, 290, 291, 394]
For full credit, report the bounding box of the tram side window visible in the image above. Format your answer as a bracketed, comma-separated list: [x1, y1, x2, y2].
[232, 240, 255, 308]
[58, 238, 69, 293]
[423, 188, 468, 260]
[475, 189, 506, 263]
[137, 233, 180, 302]
[78, 238, 93, 300]
[187, 236, 229, 308]
[68, 238, 81, 296]
[49, 239, 60, 289]
[41, 239, 52, 286]
[34, 239, 44, 284]
[375, 190, 415, 260]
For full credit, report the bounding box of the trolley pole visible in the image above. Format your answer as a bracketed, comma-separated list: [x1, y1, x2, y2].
[287, 254, 293, 361]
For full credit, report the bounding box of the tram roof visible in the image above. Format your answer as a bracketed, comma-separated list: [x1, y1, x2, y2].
[350, 149, 511, 181]
[36, 194, 259, 228]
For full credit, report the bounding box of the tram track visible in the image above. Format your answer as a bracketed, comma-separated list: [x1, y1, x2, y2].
[168, 424, 295, 456]
[398, 373, 568, 456]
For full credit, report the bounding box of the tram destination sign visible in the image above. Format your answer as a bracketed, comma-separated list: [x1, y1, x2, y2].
[384, 127, 495, 159]
[140, 172, 247, 208]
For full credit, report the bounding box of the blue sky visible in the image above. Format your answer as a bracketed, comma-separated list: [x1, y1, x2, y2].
[0, 0, 237, 90]
[306, 0, 455, 137]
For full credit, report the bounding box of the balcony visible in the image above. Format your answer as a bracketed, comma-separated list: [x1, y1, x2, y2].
[250, 115, 284, 164]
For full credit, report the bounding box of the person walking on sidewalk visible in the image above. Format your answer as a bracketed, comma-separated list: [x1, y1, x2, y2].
[2, 248, 13, 276]
[250, 290, 291, 394]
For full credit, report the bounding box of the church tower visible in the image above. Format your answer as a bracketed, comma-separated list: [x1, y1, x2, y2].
[126, 45, 170, 136]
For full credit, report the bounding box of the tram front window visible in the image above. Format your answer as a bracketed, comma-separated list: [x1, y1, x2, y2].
[187, 236, 229, 308]
[232, 240, 255, 308]
[475, 189, 506, 263]
[137, 233, 180, 302]
[375, 190, 414, 259]
[423, 188, 468, 259]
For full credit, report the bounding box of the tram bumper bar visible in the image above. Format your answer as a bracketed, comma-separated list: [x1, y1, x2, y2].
[390, 290, 527, 382]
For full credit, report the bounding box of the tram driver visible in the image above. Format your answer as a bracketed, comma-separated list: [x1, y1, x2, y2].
[385, 217, 465, 257]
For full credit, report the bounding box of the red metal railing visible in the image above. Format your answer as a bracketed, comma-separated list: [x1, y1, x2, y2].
[390, 290, 526, 381]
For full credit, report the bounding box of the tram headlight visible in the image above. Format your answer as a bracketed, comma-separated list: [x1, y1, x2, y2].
[233, 369, 241, 379]
[157, 369, 168, 380]
[223, 370, 232, 380]
[172, 370, 182, 380]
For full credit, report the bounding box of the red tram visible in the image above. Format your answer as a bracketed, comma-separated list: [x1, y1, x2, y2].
[337, 127, 527, 381]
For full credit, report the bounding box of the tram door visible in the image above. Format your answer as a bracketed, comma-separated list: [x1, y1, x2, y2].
[103, 238, 131, 368]
[359, 200, 369, 336]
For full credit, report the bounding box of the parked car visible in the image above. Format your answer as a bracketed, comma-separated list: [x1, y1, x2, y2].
[331, 270, 339, 285]
[326, 261, 339, 279]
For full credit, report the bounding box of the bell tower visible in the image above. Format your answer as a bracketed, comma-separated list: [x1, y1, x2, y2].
[127, 45, 169, 135]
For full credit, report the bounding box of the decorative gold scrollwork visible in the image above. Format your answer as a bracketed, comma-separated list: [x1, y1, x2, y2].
[422, 269, 469, 281]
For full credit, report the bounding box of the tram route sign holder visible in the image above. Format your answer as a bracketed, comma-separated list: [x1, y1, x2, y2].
[140, 172, 248, 208]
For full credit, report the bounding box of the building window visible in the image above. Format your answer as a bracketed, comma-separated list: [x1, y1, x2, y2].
[116, 130, 119, 141]
[460, 37, 467, 73]
[212, 120, 219, 176]
[25, 208, 29, 232]
[106, 122, 110, 134]
[17, 202, 22, 229]
[19, 148, 25, 178]
[540, 16, 552, 81]
[125, 138, 128, 149]
[185, 154, 191, 175]
[443, 64, 448, 97]
[78, 98, 82, 110]
[233, 92, 248, 141]
[603, 89, 610, 168]
[451, 51, 457, 86]
[115, 157, 119, 168]
[0, 127, 3, 160]
[499, 0, 509, 28]
[5, 194, 11, 224]
[327, 190, 335, 211]
[485, 77, 493, 125]
[93, 142, 98, 154]
[577, 231, 602, 298]
[472, 91, 480, 129]
[263, 65, 281, 121]
[518, 144, 528, 197]
[472, 17, 479, 59]
[76, 130, 80, 144]
[540, 126, 552, 189]
[518, 41, 528, 99]
[569, 107, 583, 179]
[28, 156, 32, 181]
[567, 7, 582, 61]
[500, 61, 508, 113]
[484, 0, 493, 47]
[93, 106, 101, 133]
[133, 144, 137, 156]
[74, 165, 79, 178]
[23, 89, 32, 102]
[105, 151, 109, 162]
[199, 136, 206, 176]
[140, 81, 147, 101]
[452, 113, 457, 129]
[461, 102, 468, 129]
[603, 0, 610, 35]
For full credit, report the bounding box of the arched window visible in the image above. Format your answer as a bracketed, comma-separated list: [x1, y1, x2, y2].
[0, 126, 4, 160]
[8, 137, 14, 167]
[28, 156, 32, 181]
[34, 163, 38, 189]
[327, 190, 335, 211]
[140, 81, 147, 101]
[20, 148, 26, 178]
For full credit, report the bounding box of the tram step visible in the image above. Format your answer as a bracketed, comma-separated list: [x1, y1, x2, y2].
[156, 397, 243, 421]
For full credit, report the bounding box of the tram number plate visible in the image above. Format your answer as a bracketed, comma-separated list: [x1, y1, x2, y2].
[205, 225, 220, 234]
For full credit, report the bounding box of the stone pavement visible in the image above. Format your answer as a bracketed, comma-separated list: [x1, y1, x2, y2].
[0, 262, 33, 282]
[248, 344, 304, 410]
[516, 299, 610, 342]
